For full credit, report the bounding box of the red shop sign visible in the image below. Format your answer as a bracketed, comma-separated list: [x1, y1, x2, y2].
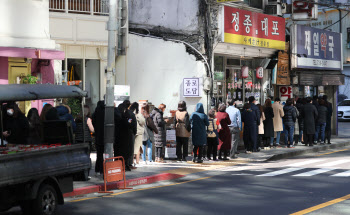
[223, 6, 286, 50]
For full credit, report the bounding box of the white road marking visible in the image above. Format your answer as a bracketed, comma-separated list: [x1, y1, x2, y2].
[256, 167, 303, 177]
[317, 160, 350, 167]
[331, 170, 350, 177]
[287, 159, 325, 167]
[293, 168, 336, 177]
[232, 173, 253, 176]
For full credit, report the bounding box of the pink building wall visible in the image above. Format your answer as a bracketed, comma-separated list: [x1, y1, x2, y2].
[0, 57, 8, 85]
[31, 59, 55, 84]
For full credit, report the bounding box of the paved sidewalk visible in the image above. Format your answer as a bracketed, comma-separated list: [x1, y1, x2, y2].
[236, 137, 350, 162]
[68, 136, 350, 198]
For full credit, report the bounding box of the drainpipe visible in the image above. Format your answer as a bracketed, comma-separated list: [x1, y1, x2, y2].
[338, 9, 342, 34]
[104, 0, 117, 159]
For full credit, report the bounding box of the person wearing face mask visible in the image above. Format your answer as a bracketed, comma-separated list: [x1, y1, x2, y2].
[3, 102, 29, 146]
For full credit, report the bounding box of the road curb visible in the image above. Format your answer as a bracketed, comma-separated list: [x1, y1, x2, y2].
[63, 173, 184, 198]
[267, 141, 350, 161]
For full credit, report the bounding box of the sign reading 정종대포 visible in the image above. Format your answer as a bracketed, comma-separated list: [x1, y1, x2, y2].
[223, 6, 286, 50]
[291, 24, 342, 70]
[183, 78, 200, 97]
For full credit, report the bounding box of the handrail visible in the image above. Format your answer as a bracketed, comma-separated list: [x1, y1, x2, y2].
[49, 0, 109, 16]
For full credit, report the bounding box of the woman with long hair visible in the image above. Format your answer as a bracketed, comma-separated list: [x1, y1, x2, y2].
[141, 104, 158, 164]
[75, 105, 94, 144]
[27, 108, 41, 145]
[40, 103, 53, 122]
[130, 102, 146, 166]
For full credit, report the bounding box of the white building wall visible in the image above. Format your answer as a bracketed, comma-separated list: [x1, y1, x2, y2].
[116, 34, 208, 115]
[0, 0, 56, 49]
[129, 0, 200, 33]
[49, 12, 108, 45]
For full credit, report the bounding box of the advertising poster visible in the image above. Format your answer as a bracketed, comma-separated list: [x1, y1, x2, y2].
[165, 130, 177, 159]
[114, 85, 130, 107]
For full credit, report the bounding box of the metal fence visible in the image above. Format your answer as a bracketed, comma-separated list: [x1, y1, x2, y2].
[49, 0, 109, 15]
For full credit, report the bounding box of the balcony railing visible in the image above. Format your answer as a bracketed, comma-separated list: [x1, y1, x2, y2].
[49, 0, 109, 16]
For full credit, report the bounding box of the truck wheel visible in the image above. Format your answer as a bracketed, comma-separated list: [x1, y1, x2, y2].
[33, 184, 58, 215]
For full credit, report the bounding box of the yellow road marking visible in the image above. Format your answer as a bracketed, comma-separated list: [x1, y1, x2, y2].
[315, 149, 349, 157]
[69, 197, 98, 202]
[290, 194, 350, 215]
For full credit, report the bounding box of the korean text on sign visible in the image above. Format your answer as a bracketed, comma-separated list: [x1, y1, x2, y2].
[224, 6, 285, 50]
[183, 78, 200, 97]
[293, 24, 341, 70]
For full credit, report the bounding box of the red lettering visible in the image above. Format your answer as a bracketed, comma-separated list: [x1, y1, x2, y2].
[280, 87, 287, 94]
[293, 1, 314, 17]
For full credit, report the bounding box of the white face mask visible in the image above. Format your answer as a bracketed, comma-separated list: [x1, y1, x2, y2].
[7, 109, 14, 116]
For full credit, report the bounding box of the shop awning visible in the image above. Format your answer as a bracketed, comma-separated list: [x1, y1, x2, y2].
[299, 72, 345, 86]
[0, 47, 64, 60]
[0, 84, 87, 102]
[214, 42, 277, 59]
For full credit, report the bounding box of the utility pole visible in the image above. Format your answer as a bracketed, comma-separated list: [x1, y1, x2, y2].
[104, 0, 118, 159]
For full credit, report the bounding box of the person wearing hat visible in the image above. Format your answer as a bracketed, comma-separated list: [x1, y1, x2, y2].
[2, 102, 29, 146]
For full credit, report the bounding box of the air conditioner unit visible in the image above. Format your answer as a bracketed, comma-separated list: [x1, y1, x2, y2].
[281, 3, 287, 14]
[266, 0, 282, 16]
[265, 5, 282, 16]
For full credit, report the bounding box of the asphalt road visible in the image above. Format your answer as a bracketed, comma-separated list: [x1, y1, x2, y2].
[338, 122, 350, 138]
[4, 146, 350, 215]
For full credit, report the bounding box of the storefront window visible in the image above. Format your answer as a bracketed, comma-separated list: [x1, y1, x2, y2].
[214, 56, 224, 72]
[226, 68, 243, 106]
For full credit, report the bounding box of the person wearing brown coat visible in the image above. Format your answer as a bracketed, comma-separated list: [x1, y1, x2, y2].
[272, 98, 284, 146]
[174, 101, 191, 162]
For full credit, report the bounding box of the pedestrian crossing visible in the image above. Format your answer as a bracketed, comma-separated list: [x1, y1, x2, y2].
[219, 159, 350, 177]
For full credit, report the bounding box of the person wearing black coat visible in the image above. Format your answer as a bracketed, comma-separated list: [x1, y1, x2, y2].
[27, 108, 42, 145]
[323, 95, 333, 144]
[242, 103, 258, 153]
[92, 100, 105, 175]
[301, 97, 318, 146]
[2, 102, 29, 145]
[283, 98, 297, 148]
[122, 100, 137, 169]
[248, 96, 260, 152]
[315, 99, 328, 144]
[295, 98, 305, 144]
[151, 104, 167, 162]
[114, 103, 134, 171]
[263, 99, 274, 147]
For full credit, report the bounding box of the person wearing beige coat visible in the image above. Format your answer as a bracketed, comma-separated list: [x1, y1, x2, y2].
[272, 98, 284, 146]
[131, 102, 146, 166]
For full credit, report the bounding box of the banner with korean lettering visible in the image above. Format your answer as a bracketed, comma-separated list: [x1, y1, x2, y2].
[291, 24, 342, 70]
[224, 6, 285, 50]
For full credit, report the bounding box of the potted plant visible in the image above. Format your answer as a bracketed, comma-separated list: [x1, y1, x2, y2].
[22, 74, 38, 84]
